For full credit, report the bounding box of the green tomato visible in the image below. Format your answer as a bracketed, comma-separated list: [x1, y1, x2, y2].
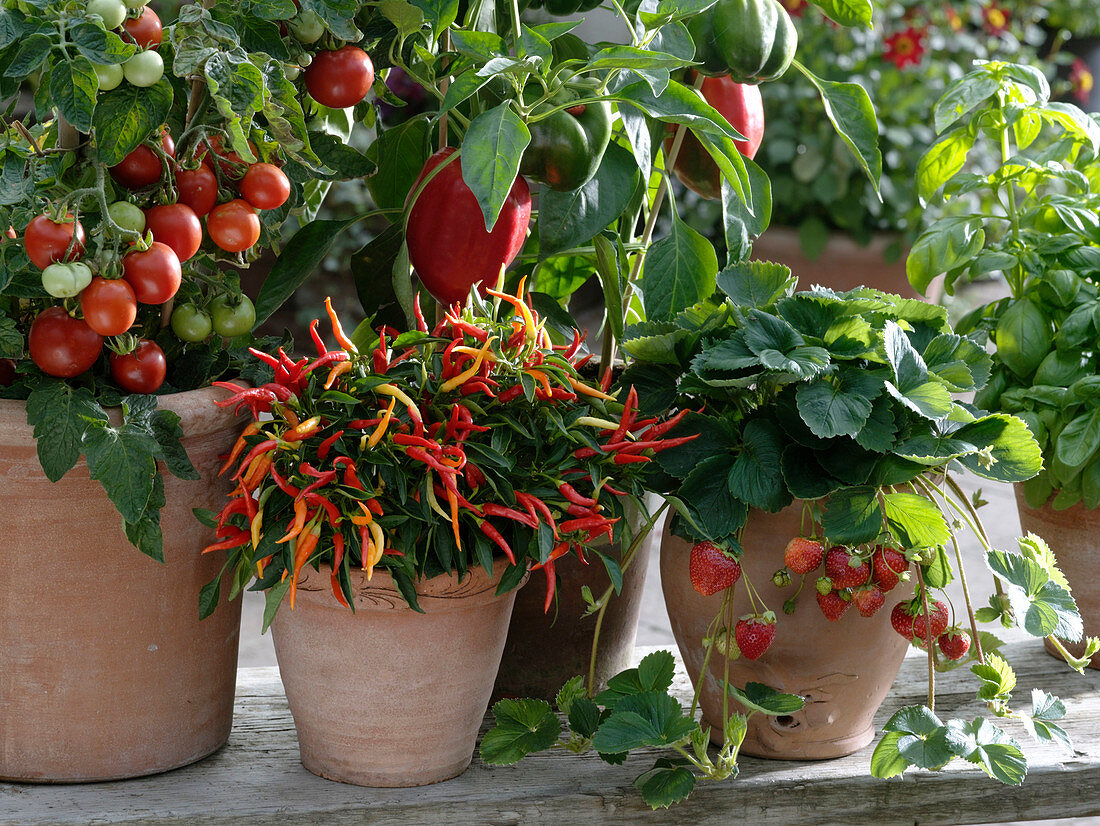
[288, 10, 324, 43]
[87, 0, 127, 29]
[42, 262, 94, 298]
[93, 62, 124, 91]
[283, 64, 300, 81]
[107, 200, 146, 233]
[123, 50, 163, 87]
[210, 294, 256, 337]
[171, 303, 213, 342]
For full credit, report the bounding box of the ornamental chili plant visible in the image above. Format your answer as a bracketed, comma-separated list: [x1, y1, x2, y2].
[203, 289, 689, 623]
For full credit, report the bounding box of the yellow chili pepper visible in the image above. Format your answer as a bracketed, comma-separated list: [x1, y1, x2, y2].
[324, 360, 353, 390]
[451, 345, 498, 362]
[365, 521, 385, 580]
[324, 296, 358, 353]
[366, 396, 397, 448]
[250, 509, 264, 549]
[284, 415, 322, 442]
[424, 475, 451, 522]
[567, 375, 616, 401]
[439, 336, 496, 393]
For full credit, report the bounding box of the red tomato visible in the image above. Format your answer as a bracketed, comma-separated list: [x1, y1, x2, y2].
[304, 46, 375, 109]
[405, 148, 532, 306]
[28, 307, 103, 378]
[110, 339, 167, 394]
[667, 73, 765, 200]
[122, 241, 182, 304]
[206, 199, 261, 253]
[193, 135, 256, 181]
[24, 214, 85, 269]
[81, 276, 138, 336]
[239, 163, 290, 210]
[123, 6, 162, 49]
[145, 203, 202, 261]
[175, 163, 219, 216]
[110, 131, 175, 190]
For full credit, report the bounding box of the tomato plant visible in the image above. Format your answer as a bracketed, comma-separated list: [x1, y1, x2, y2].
[42, 262, 93, 298]
[28, 307, 104, 378]
[175, 164, 219, 216]
[210, 294, 256, 337]
[108, 201, 146, 233]
[171, 303, 213, 341]
[122, 6, 162, 49]
[239, 163, 290, 210]
[110, 340, 167, 394]
[80, 277, 138, 337]
[122, 241, 182, 304]
[145, 203, 203, 261]
[110, 132, 173, 190]
[207, 199, 260, 253]
[93, 62, 124, 91]
[123, 50, 164, 87]
[304, 46, 375, 109]
[24, 215, 85, 270]
[87, 0, 128, 29]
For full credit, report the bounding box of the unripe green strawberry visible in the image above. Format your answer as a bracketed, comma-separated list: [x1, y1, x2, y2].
[815, 576, 833, 596]
[784, 537, 825, 575]
[689, 540, 742, 596]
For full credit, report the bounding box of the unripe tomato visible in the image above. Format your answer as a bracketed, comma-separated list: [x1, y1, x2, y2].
[171, 303, 213, 341]
[87, 0, 128, 29]
[110, 339, 166, 394]
[406, 148, 532, 306]
[239, 163, 290, 210]
[123, 49, 163, 87]
[207, 199, 260, 253]
[122, 241, 182, 304]
[175, 163, 218, 216]
[145, 203, 202, 261]
[81, 276, 138, 336]
[93, 62, 124, 91]
[667, 73, 765, 200]
[209, 293, 256, 337]
[28, 307, 104, 378]
[123, 5, 162, 49]
[288, 9, 324, 43]
[24, 214, 85, 269]
[108, 200, 146, 233]
[304, 46, 375, 109]
[42, 262, 93, 298]
[109, 130, 174, 190]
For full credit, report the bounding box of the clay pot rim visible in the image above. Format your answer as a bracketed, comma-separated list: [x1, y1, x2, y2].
[0, 384, 246, 442]
[295, 555, 526, 613]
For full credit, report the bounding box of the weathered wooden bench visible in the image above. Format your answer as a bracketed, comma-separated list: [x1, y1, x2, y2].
[3, 640, 1098, 825]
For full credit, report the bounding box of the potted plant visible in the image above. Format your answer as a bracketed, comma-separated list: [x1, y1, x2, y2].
[208, 290, 686, 787]
[0, 0, 373, 781]
[483, 268, 1099, 808]
[749, 0, 1060, 296]
[910, 59, 1100, 667]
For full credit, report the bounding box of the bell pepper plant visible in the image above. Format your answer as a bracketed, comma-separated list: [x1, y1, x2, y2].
[204, 288, 688, 622]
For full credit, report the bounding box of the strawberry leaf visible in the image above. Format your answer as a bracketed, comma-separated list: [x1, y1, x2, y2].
[635, 765, 696, 810]
[945, 718, 1028, 785]
[725, 682, 805, 716]
[882, 492, 950, 550]
[480, 698, 561, 765]
[971, 654, 1016, 702]
[1022, 689, 1072, 751]
[870, 731, 911, 779]
[821, 485, 882, 545]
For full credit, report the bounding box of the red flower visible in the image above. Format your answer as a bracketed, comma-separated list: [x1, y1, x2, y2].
[943, 4, 963, 31]
[1071, 58, 1094, 106]
[780, 0, 806, 16]
[883, 26, 927, 70]
[982, 2, 1009, 35]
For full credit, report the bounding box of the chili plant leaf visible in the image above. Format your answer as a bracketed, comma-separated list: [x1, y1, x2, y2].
[641, 211, 719, 321]
[461, 102, 531, 231]
[481, 698, 562, 765]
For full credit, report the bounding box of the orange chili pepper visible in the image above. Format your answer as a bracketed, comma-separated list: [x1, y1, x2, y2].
[446, 486, 461, 551]
[242, 452, 273, 489]
[324, 296, 357, 353]
[277, 498, 309, 543]
[439, 336, 496, 393]
[289, 522, 321, 610]
[283, 415, 322, 443]
[367, 396, 397, 448]
[220, 421, 263, 475]
[350, 501, 374, 526]
[324, 360, 353, 390]
[567, 375, 616, 401]
[526, 368, 552, 397]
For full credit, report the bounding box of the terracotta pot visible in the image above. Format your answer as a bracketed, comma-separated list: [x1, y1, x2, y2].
[0, 387, 245, 782]
[494, 495, 662, 700]
[752, 227, 940, 301]
[660, 503, 913, 760]
[271, 557, 523, 787]
[1014, 487, 1100, 669]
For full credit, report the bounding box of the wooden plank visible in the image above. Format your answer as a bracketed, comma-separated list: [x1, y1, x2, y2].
[3, 641, 1098, 826]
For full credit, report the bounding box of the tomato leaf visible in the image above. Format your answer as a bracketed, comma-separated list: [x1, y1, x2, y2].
[150, 408, 201, 481]
[92, 78, 173, 166]
[25, 382, 105, 482]
[83, 421, 159, 525]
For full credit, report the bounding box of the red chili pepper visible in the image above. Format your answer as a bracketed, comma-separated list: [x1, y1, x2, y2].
[451, 318, 490, 342]
[558, 482, 597, 508]
[297, 471, 338, 501]
[600, 366, 613, 393]
[573, 447, 599, 460]
[268, 463, 301, 497]
[302, 351, 348, 377]
[393, 433, 440, 450]
[516, 491, 558, 538]
[215, 497, 250, 534]
[560, 515, 617, 534]
[563, 328, 585, 359]
[231, 440, 277, 481]
[566, 503, 599, 518]
[332, 456, 364, 490]
[405, 445, 458, 477]
[602, 482, 628, 496]
[481, 502, 538, 528]
[365, 498, 383, 515]
[202, 529, 250, 554]
[466, 464, 486, 488]
[309, 319, 328, 357]
[478, 520, 515, 564]
[614, 453, 650, 464]
[348, 418, 381, 429]
[461, 379, 497, 398]
[640, 407, 691, 439]
[305, 492, 341, 525]
[247, 348, 281, 370]
[610, 386, 638, 444]
[413, 293, 429, 333]
[433, 483, 484, 517]
[316, 429, 344, 461]
[497, 385, 524, 403]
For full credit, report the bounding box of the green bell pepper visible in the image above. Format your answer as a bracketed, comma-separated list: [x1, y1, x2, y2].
[521, 88, 612, 192]
[687, 0, 797, 84]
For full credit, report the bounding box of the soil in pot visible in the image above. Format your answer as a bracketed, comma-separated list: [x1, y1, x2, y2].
[0, 387, 245, 782]
[494, 495, 663, 700]
[660, 504, 913, 760]
[1014, 487, 1100, 669]
[271, 556, 523, 787]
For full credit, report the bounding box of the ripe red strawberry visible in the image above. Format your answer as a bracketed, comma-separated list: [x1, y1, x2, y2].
[890, 601, 915, 639]
[784, 537, 825, 575]
[824, 546, 870, 589]
[734, 615, 776, 660]
[817, 590, 850, 621]
[852, 585, 885, 617]
[689, 540, 742, 596]
[871, 546, 909, 592]
[938, 629, 971, 661]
